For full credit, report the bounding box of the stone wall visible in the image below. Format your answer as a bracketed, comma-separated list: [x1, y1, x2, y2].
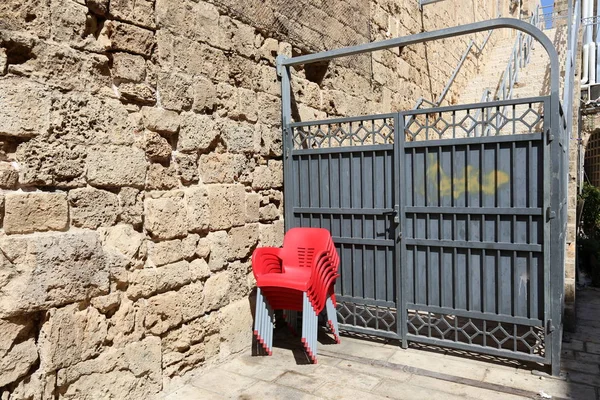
[0, 0, 501, 398]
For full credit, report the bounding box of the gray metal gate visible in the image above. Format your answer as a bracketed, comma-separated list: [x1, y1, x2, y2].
[278, 19, 566, 375]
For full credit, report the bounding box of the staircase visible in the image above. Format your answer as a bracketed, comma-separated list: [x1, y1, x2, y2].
[459, 28, 562, 104]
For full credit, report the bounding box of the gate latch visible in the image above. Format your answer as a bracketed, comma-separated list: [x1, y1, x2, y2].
[547, 319, 555, 333]
[383, 205, 400, 223]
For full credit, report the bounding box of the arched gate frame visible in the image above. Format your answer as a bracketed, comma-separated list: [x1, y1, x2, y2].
[277, 19, 567, 375]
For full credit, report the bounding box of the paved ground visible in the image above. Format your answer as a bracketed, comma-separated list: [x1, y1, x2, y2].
[159, 288, 600, 400]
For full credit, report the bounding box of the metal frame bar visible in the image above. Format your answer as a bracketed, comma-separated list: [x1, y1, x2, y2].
[278, 17, 563, 375]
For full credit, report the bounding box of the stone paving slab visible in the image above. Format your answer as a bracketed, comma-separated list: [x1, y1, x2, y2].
[158, 288, 600, 400]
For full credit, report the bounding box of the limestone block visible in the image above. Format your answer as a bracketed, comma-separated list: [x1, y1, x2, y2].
[3, 370, 55, 400]
[0, 232, 109, 317]
[90, 292, 121, 314]
[230, 87, 258, 123]
[146, 163, 179, 190]
[206, 230, 229, 272]
[245, 193, 260, 223]
[259, 38, 279, 63]
[111, 52, 146, 82]
[189, 258, 210, 281]
[256, 124, 282, 157]
[16, 140, 86, 188]
[256, 92, 279, 125]
[109, 0, 155, 29]
[207, 184, 246, 230]
[100, 224, 144, 261]
[0, 0, 51, 38]
[127, 261, 192, 299]
[198, 153, 249, 184]
[0, 317, 38, 387]
[102, 21, 154, 56]
[118, 81, 156, 104]
[259, 220, 284, 247]
[39, 303, 108, 371]
[141, 107, 180, 134]
[178, 112, 217, 152]
[49, 91, 138, 145]
[251, 63, 279, 96]
[69, 187, 120, 229]
[4, 192, 68, 234]
[215, 299, 253, 360]
[229, 224, 259, 260]
[175, 153, 198, 184]
[144, 194, 188, 239]
[148, 235, 196, 267]
[252, 160, 283, 190]
[220, 119, 258, 153]
[105, 297, 144, 346]
[8, 40, 112, 93]
[228, 260, 252, 301]
[185, 186, 210, 233]
[142, 291, 183, 335]
[178, 281, 207, 322]
[56, 336, 161, 399]
[201, 271, 232, 313]
[195, 237, 211, 259]
[0, 77, 51, 137]
[50, 0, 87, 43]
[172, 36, 230, 79]
[192, 77, 217, 113]
[143, 131, 172, 161]
[259, 203, 279, 222]
[118, 187, 144, 228]
[87, 145, 147, 188]
[0, 162, 18, 188]
[157, 72, 193, 111]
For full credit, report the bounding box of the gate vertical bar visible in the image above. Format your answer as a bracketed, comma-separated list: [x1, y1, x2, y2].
[396, 112, 408, 348]
[277, 55, 294, 233]
[549, 81, 563, 376]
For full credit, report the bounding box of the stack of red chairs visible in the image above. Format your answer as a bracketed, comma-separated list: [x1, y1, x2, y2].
[251, 227, 341, 363]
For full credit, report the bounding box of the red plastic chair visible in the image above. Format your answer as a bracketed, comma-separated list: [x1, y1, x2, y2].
[252, 227, 340, 363]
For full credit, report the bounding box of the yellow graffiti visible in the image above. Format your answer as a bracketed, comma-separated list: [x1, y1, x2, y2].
[422, 154, 509, 199]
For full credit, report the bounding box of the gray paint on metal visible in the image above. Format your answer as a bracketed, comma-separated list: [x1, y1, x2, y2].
[279, 19, 565, 375]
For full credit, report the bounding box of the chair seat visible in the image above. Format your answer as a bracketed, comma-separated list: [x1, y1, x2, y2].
[256, 268, 311, 291]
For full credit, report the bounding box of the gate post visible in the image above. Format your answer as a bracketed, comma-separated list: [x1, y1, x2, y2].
[277, 55, 294, 233]
[395, 112, 408, 349]
[548, 76, 564, 378]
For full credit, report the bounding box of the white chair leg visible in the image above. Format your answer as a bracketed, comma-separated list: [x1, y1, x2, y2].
[253, 288, 273, 355]
[301, 292, 318, 363]
[325, 295, 341, 344]
[283, 310, 298, 335]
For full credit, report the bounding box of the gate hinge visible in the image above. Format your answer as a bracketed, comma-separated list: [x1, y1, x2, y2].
[547, 319, 555, 333]
[546, 129, 554, 142]
[547, 207, 556, 220]
[397, 231, 403, 242]
[393, 204, 399, 223]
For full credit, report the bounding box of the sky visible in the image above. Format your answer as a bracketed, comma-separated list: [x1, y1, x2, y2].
[540, 0, 554, 8]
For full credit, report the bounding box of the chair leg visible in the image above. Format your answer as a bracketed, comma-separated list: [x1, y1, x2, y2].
[301, 292, 318, 364]
[283, 310, 298, 336]
[253, 288, 273, 356]
[325, 295, 341, 344]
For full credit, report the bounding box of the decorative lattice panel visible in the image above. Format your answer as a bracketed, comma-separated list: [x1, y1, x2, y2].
[292, 116, 395, 149]
[407, 310, 545, 357]
[404, 101, 544, 140]
[337, 302, 397, 334]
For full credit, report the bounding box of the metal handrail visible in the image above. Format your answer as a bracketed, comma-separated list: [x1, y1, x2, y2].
[405, 25, 495, 128]
[492, 5, 542, 128]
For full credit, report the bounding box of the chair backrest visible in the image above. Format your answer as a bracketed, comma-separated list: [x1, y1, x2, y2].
[281, 228, 333, 269]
